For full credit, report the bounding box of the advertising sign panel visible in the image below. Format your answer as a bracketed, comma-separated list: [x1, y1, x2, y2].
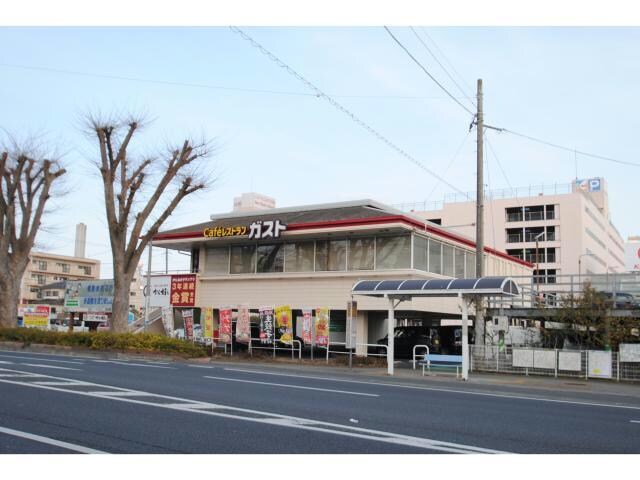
[236, 306, 251, 344]
[64, 280, 114, 313]
[301, 309, 313, 345]
[315, 307, 329, 346]
[23, 305, 50, 328]
[259, 307, 274, 344]
[588, 350, 612, 379]
[183, 309, 194, 340]
[275, 305, 293, 344]
[145, 275, 171, 307]
[219, 307, 233, 344]
[620, 343, 640, 363]
[202, 307, 214, 339]
[575, 177, 601, 192]
[170, 274, 196, 307]
[625, 243, 640, 272]
[558, 351, 582, 371]
[86, 313, 109, 323]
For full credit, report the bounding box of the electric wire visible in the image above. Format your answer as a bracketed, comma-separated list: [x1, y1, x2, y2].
[229, 26, 470, 198]
[424, 130, 471, 205]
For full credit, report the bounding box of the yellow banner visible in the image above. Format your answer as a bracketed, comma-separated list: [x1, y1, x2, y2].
[275, 305, 293, 343]
[203, 307, 214, 339]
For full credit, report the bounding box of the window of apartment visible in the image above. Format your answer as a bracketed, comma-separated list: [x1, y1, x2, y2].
[525, 248, 543, 264]
[524, 205, 544, 221]
[442, 244, 454, 277]
[284, 242, 314, 272]
[45, 290, 59, 297]
[546, 226, 556, 242]
[37, 260, 47, 271]
[35, 274, 45, 285]
[506, 249, 524, 260]
[130, 292, 136, 296]
[412, 235, 428, 271]
[546, 247, 557, 263]
[29, 287, 39, 293]
[428, 239, 442, 274]
[454, 248, 465, 278]
[524, 226, 545, 242]
[545, 204, 556, 220]
[78, 265, 92, 275]
[257, 244, 285, 273]
[506, 228, 523, 243]
[230, 245, 256, 274]
[375, 236, 410, 270]
[56, 262, 70, 273]
[347, 237, 375, 271]
[315, 239, 347, 271]
[505, 207, 523, 222]
[205, 247, 229, 275]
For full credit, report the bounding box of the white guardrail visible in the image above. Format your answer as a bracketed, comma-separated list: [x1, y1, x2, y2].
[412, 345, 430, 370]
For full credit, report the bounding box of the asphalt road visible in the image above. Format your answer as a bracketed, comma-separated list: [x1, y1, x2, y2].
[1, 349, 640, 454]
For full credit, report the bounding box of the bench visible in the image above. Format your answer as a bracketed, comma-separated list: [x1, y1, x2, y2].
[419, 354, 463, 378]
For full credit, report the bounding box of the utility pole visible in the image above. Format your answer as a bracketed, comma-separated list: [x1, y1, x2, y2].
[474, 78, 485, 347]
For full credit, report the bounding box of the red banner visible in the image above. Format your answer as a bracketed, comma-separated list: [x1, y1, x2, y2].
[170, 274, 196, 307]
[301, 309, 313, 345]
[183, 309, 194, 340]
[219, 307, 233, 344]
[236, 306, 251, 344]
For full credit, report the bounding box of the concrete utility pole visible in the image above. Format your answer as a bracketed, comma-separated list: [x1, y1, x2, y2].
[475, 78, 485, 346]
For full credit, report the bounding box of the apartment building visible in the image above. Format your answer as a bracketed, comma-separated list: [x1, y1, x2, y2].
[404, 177, 625, 284]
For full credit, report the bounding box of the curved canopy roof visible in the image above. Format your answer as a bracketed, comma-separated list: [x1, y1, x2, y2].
[352, 277, 520, 298]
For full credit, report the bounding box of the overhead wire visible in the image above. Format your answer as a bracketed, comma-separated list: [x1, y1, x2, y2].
[229, 26, 471, 198]
[424, 130, 471, 205]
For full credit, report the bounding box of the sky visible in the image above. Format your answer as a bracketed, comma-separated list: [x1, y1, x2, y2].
[1, 25, 639, 277]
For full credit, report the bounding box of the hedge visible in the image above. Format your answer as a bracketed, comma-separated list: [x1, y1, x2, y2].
[0, 328, 208, 358]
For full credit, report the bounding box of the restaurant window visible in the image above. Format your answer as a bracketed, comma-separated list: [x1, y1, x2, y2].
[347, 237, 375, 271]
[442, 244, 454, 277]
[413, 235, 428, 271]
[257, 244, 284, 273]
[375, 235, 411, 270]
[230, 245, 256, 274]
[205, 247, 229, 274]
[284, 242, 314, 272]
[428, 239, 442, 274]
[316, 239, 347, 271]
[454, 248, 465, 278]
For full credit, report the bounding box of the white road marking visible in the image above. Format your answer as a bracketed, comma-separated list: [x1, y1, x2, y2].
[21, 363, 82, 371]
[92, 391, 153, 397]
[0, 349, 96, 360]
[0, 360, 13, 364]
[0, 354, 84, 365]
[203, 375, 379, 397]
[0, 367, 506, 454]
[187, 365, 218, 369]
[0, 426, 107, 454]
[33, 381, 89, 386]
[223, 367, 640, 411]
[92, 360, 174, 369]
[630, 420, 640, 424]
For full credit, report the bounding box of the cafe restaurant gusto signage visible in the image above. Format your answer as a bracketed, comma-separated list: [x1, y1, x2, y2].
[203, 220, 287, 239]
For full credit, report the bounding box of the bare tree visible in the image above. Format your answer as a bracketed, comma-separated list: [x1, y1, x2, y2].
[86, 115, 214, 332]
[0, 141, 66, 328]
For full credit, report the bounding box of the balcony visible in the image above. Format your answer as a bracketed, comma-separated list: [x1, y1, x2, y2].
[506, 212, 523, 222]
[524, 211, 545, 221]
[506, 234, 523, 243]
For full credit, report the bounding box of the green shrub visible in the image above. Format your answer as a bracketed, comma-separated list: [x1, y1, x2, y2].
[0, 328, 207, 358]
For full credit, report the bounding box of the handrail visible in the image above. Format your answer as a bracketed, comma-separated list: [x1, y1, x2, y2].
[412, 344, 430, 370]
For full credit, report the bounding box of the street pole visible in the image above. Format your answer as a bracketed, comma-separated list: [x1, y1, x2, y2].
[475, 78, 485, 347]
[165, 248, 168, 275]
[387, 295, 395, 376]
[460, 292, 469, 381]
[144, 242, 152, 333]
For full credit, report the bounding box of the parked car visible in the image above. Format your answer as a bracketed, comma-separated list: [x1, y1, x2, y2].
[598, 292, 640, 309]
[372, 326, 441, 359]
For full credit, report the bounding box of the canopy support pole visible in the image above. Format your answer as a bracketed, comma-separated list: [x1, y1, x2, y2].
[461, 292, 469, 381]
[387, 295, 395, 376]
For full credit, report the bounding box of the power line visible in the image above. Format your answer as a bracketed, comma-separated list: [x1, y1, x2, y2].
[409, 27, 476, 111]
[424, 131, 471, 203]
[229, 26, 470, 198]
[383, 26, 476, 117]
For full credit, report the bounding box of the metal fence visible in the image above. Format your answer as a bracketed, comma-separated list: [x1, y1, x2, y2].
[469, 345, 640, 382]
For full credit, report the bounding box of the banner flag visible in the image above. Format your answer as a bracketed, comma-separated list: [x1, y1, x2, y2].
[315, 307, 329, 346]
[183, 309, 194, 340]
[275, 305, 293, 344]
[219, 307, 233, 344]
[203, 307, 214, 339]
[301, 308, 313, 345]
[236, 306, 251, 344]
[259, 306, 274, 344]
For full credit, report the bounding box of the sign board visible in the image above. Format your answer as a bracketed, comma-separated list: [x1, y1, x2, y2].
[575, 177, 601, 192]
[588, 350, 612, 378]
[275, 305, 293, 344]
[23, 305, 50, 328]
[85, 314, 109, 323]
[619, 343, 640, 363]
[512, 348, 534, 368]
[145, 275, 171, 307]
[170, 274, 196, 307]
[315, 307, 329, 346]
[236, 306, 251, 344]
[558, 351, 582, 371]
[259, 307, 274, 344]
[202, 220, 287, 240]
[533, 349, 556, 369]
[219, 307, 233, 344]
[624, 243, 640, 272]
[64, 280, 114, 313]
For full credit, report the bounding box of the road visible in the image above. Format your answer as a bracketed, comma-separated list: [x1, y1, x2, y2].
[1, 349, 640, 453]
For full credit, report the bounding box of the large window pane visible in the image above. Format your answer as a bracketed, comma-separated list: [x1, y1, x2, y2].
[442, 244, 454, 277]
[284, 242, 314, 272]
[376, 236, 411, 270]
[205, 247, 229, 274]
[316, 240, 347, 271]
[348, 237, 374, 271]
[257, 244, 284, 273]
[455, 248, 465, 278]
[466, 252, 476, 278]
[428, 239, 442, 274]
[413, 235, 428, 271]
[230, 245, 256, 274]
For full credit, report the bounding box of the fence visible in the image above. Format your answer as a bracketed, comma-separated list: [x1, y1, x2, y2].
[469, 345, 640, 382]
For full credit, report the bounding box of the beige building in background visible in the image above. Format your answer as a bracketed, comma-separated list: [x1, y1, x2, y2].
[402, 178, 625, 284]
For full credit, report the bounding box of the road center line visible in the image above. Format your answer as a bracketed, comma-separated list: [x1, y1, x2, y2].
[0, 426, 107, 454]
[21, 363, 82, 371]
[203, 375, 379, 397]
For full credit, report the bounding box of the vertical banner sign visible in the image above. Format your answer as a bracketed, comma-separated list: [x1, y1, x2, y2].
[301, 309, 313, 345]
[183, 309, 194, 340]
[236, 306, 251, 344]
[219, 307, 233, 344]
[259, 306, 274, 344]
[346, 301, 358, 349]
[275, 305, 293, 344]
[203, 307, 214, 339]
[315, 307, 329, 346]
[170, 274, 197, 307]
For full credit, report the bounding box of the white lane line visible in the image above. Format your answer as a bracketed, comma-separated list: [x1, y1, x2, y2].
[0, 354, 84, 365]
[0, 349, 96, 360]
[630, 420, 640, 424]
[92, 391, 153, 397]
[33, 381, 89, 386]
[223, 367, 640, 411]
[92, 360, 174, 369]
[187, 365, 218, 369]
[0, 360, 13, 364]
[0, 426, 107, 454]
[21, 363, 82, 371]
[0, 368, 505, 453]
[203, 375, 379, 397]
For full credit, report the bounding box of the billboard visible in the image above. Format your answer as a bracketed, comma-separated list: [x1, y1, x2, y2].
[625, 242, 640, 272]
[575, 177, 601, 192]
[145, 275, 171, 307]
[23, 305, 50, 328]
[64, 280, 114, 313]
[170, 274, 196, 307]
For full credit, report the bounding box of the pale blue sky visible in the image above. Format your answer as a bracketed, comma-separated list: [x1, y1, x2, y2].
[1, 27, 638, 276]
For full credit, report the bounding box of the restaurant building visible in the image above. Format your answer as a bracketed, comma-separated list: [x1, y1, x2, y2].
[152, 199, 532, 353]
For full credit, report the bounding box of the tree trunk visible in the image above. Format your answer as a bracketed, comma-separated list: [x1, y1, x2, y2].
[111, 269, 133, 333]
[0, 261, 26, 328]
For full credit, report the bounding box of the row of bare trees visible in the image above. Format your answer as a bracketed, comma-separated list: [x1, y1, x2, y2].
[0, 115, 214, 331]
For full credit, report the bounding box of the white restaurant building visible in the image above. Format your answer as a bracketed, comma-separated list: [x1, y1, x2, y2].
[152, 199, 532, 353]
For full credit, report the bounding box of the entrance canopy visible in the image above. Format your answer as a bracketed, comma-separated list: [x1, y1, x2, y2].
[352, 277, 520, 298]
